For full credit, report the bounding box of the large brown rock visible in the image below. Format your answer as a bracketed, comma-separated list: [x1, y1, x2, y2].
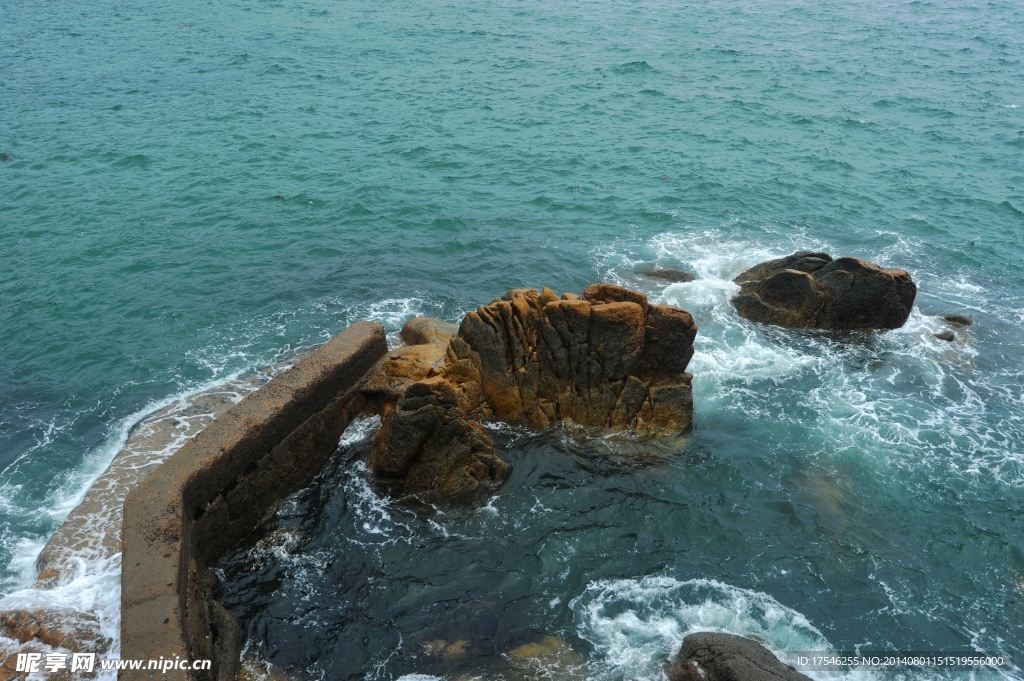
[448, 284, 696, 433]
[370, 285, 697, 495]
[667, 633, 811, 681]
[732, 251, 916, 330]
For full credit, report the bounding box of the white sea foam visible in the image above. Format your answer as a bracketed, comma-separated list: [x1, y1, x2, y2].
[0, 369, 277, 671]
[622, 227, 1024, 486]
[341, 458, 415, 544]
[334, 296, 451, 334]
[648, 233, 828, 395]
[340, 414, 382, 448]
[0, 291, 448, 665]
[572, 576, 863, 681]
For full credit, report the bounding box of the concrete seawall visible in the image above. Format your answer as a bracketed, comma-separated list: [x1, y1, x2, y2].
[120, 321, 387, 681]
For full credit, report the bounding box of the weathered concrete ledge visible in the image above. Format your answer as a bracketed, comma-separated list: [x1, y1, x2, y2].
[120, 322, 387, 681]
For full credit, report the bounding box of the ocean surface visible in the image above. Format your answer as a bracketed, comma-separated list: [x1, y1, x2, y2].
[1, 0, 1022, 678]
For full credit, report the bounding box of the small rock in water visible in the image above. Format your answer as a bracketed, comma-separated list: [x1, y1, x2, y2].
[638, 266, 696, 283]
[238, 654, 292, 681]
[934, 330, 956, 342]
[0, 153, 12, 162]
[941, 313, 973, 327]
[274, 195, 284, 200]
[422, 638, 472, 662]
[667, 632, 811, 681]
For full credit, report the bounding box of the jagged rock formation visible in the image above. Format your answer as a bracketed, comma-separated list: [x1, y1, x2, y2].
[373, 379, 511, 496]
[447, 284, 696, 431]
[370, 284, 697, 495]
[731, 251, 916, 330]
[667, 632, 811, 681]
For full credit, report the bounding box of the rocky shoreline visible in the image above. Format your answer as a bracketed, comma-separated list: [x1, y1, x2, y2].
[2, 255, 944, 681]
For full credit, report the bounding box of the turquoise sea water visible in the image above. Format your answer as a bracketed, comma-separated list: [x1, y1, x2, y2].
[2, 0, 1023, 678]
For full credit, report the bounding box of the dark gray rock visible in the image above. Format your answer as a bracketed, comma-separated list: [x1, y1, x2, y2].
[732, 252, 916, 330]
[941, 313, 973, 327]
[733, 251, 832, 285]
[638, 266, 696, 283]
[667, 633, 811, 681]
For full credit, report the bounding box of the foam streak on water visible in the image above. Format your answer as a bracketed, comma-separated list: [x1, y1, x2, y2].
[646, 228, 1024, 483]
[572, 576, 838, 681]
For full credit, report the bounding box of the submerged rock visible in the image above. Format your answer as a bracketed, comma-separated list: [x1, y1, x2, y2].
[638, 266, 696, 283]
[934, 330, 956, 342]
[421, 638, 472, 662]
[505, 635, 586, 681]
[941, 313, 973, 327]
[237, 654, 294, 681]
[731, 251, 916, 331]
[0, 609, 104, 653]
[369, 285, 697, 495]
[667, 633, 811, 681]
